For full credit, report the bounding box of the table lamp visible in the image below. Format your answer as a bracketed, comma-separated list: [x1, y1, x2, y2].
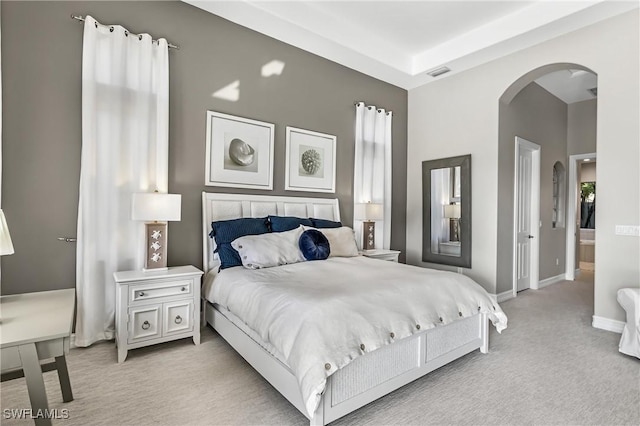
[443, 203, 461, 242]
[0, 209, 15, 256]
[131, 192, 181, 271]
[355, 202, 383, 250]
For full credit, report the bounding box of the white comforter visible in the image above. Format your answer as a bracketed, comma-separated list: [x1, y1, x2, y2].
[204, 256, 507, 417]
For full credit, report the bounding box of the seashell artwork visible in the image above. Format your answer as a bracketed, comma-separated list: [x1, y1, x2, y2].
[301, 149, 322, 175]
[229, 138, 255, 166]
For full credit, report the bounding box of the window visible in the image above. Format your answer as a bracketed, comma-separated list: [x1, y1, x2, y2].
[552, 161, 565, 228]
[580, 182, 596, 229]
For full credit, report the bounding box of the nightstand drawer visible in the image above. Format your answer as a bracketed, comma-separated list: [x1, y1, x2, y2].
[164, 300, 193, 336]
[129, 280, 192, 303]
[129, 305, 161, 343]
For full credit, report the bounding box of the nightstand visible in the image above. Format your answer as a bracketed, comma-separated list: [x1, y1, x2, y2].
[361, 249, 401, 262]
[114, 265, 203, 363]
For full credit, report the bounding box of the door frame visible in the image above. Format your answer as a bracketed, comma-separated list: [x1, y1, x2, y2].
[565, 152, 596, 280]
[512, 137, 541, 297]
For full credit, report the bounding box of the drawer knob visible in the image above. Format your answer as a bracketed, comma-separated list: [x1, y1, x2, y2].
[139, 291, 145, 297]
[141, 320, 151, 330]
[181, 287, 186, 292]
[175, 315, 183, 324]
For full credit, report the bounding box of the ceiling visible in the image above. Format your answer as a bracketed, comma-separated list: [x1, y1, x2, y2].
[184, 0, 637, 91]
[535, 69, 597, 104]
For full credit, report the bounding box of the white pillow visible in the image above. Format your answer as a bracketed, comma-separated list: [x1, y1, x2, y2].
[231, 226, 305, 269]
[303, 226, 359, 257]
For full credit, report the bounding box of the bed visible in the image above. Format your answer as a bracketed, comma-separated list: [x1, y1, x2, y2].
[201, 192, 507, 425]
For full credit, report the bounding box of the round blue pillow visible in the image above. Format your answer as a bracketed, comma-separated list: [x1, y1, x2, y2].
[299, 229, 330, 261]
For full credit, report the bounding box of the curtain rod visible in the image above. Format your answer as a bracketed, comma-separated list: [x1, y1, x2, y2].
[354, 101, 393, 116]
[71, 15, 180, 50]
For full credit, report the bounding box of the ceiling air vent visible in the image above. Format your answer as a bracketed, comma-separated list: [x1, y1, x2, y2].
[426, 66, 451, 78]
[588, 87, 598, 97]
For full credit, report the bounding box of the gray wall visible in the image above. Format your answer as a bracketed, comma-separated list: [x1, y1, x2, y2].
[568, 99, 597, 272]
[1, 1, 408, 294]
[568, 99, 597, 155]
[580, 162, 597, 182]
[496, 82, 568, 294]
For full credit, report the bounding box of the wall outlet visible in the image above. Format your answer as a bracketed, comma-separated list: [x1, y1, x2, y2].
[615, 225, 640, 236]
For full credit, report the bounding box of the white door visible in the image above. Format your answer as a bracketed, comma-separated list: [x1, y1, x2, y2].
[514, 137, 540, 293]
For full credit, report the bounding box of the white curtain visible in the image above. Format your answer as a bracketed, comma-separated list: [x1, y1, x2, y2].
[75, 16, 169, 347]
[353, 102, 392, 249]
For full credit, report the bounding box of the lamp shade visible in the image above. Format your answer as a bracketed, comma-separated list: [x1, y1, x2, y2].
[0, 209, 15, 256]
[131, 193, 182, 222]
[443, 204, 461, 219]
[354, 202, 384, 221]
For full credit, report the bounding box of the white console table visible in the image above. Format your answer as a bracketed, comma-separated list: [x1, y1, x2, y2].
[1, 289, 75, 426]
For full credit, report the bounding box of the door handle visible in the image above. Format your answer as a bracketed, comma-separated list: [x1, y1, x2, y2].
[57, 237, 77, 243]
[527, 235, 534, 239]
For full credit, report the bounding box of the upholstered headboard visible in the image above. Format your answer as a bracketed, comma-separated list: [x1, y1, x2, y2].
[202, 192, 340, 272]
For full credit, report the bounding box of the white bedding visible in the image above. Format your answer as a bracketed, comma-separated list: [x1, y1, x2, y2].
[203, 256, 507, 417]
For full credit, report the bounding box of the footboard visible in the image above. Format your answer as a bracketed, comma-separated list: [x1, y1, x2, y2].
[313, 313, 488, 425]
[205, 302, 488, 426]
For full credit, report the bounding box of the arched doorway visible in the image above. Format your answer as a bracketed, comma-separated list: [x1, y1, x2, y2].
[496, 63, 598, 299]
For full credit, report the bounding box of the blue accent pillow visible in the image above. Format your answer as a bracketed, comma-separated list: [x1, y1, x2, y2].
[210, 217, 270, 269]
[299, 229, 330, 261]
[269, 215, 313, 232]
[311, 218, 342, 229]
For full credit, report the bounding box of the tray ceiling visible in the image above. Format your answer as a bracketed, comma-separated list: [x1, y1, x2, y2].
[184, 0, 637, 90]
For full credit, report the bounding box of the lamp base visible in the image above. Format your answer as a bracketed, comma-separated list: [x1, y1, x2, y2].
[449, 218, 460, 242]
[362, 221, 375, 250]
[144, 222, 168, 270]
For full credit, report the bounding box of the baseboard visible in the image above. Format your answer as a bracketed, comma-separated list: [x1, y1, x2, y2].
[489, 290, 515, 304]
[538, 273, 565, 289]
[497, 290, 514, 303]
[592, 315, 625, 334]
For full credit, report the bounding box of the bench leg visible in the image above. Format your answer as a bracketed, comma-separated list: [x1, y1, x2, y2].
[19, 343, 51, 426]
[55, 355, 73, 402]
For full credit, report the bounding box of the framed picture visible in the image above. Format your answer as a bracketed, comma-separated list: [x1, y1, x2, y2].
[285, 126, 336, 193]
[205, 111, 274, 190]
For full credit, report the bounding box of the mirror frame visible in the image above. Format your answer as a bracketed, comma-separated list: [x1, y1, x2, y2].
[422, 154, 472, 268]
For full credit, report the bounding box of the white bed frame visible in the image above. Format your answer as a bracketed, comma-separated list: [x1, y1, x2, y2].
[201, 192, 489, 425]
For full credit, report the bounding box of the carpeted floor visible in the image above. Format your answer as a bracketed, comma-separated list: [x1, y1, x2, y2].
[2, 272, 639, 425]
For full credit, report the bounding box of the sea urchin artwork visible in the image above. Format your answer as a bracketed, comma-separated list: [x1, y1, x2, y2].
[301, 149, 322, 175]
[286, 126, 335, 192]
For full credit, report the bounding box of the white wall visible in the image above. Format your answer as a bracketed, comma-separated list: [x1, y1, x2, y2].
[408, 73, 499, 288]
[407, 10, 639, 322]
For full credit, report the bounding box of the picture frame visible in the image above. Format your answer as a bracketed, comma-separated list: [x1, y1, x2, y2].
[285, 127, 336, 193]
[205, 111, 275, 190]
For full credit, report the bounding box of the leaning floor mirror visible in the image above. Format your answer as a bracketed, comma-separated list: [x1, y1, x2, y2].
[422, 154, 471, 268]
